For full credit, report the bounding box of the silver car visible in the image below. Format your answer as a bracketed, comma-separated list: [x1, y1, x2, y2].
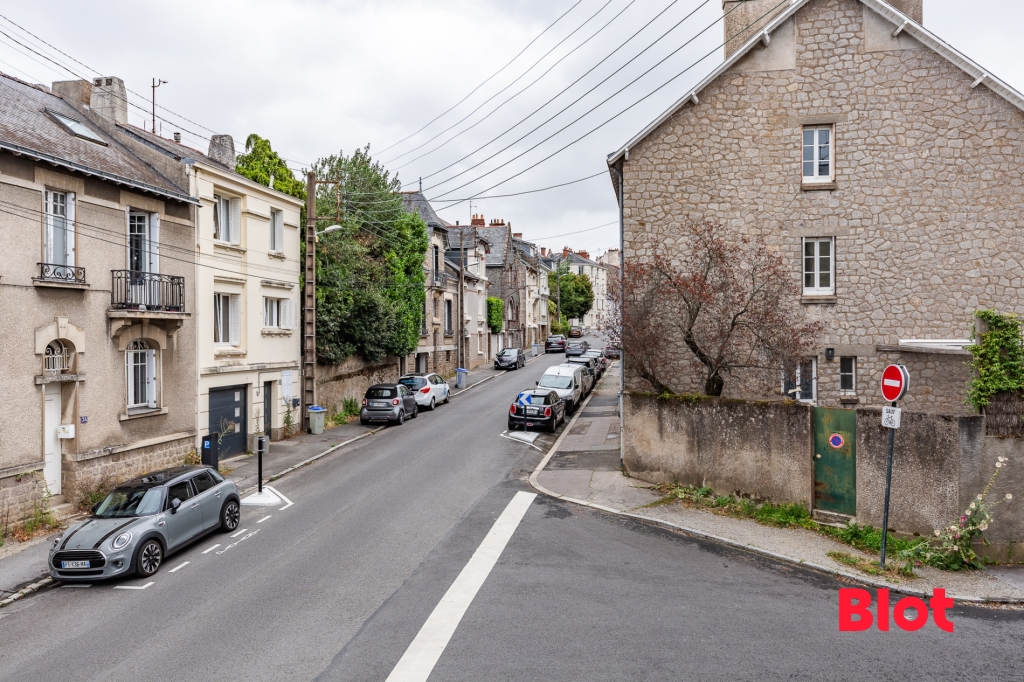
[49, 466, 240, 582]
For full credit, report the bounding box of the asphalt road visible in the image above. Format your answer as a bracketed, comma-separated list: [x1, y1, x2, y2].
[2, 337, 1023, 681]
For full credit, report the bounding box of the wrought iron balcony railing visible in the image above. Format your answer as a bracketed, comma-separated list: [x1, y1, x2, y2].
[111, 270, 185, 312]
[38, 262, 86, 284]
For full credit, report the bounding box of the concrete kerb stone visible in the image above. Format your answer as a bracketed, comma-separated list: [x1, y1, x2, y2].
[0, 576, 54, 608]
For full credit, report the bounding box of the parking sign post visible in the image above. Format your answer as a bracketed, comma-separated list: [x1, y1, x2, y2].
[879, 365, 909, 569]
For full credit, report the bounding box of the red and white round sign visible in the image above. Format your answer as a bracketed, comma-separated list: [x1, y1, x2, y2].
[880, 364, 909, 402]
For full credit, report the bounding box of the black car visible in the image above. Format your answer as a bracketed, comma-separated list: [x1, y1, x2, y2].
[360, 384, 419, 425]
[545, 335, 567, 353]
[495, 347, 525, 370]
[565, 340, 590, 357]
[508, 389, 566, 432]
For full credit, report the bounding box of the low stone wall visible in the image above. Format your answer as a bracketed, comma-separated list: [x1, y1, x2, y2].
[64, 435, 194, 505]
[971, 436, 1024, 561]
[0, 473, 48, 526]
[317, 355, 402, 415]
[623, 393, 813, 504]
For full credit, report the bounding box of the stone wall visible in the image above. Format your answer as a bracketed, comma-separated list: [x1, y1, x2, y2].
[623, 393, 813, 503]
[620, 0, 1024, 413]
[64, 435, 195, 504]
[0, 474, 49, 527]
[969, 436, 1024, 561]
[317, 355, 402, 416]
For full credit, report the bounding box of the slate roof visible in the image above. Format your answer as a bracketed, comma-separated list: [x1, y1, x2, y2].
[0, 73, 194, 203]
[474, 226, 511, 265]
[401, 191, 451, 228]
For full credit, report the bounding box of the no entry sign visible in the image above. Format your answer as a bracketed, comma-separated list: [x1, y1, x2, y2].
[880, 364, 909, 402]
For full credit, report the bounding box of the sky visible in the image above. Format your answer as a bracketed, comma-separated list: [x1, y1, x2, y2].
[0, 0, 1020, 258]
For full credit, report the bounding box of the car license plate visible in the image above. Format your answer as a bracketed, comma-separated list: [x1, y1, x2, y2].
[61, 560, 90, 569]
[526, 408, 540, 415]
[370, 401, 387, 408]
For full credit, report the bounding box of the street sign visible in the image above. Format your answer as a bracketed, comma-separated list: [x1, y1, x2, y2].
[880, 364, 909, 402]
[882, 406, 901, 429]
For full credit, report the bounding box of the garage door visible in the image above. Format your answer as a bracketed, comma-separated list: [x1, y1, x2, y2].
[209, 386, 247, 458]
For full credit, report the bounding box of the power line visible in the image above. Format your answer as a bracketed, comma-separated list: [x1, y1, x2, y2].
[376, 0, 584, 156]
[429, 171, 605, 203]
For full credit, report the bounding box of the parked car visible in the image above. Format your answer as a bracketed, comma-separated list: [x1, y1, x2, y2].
[49, 466, 240, 582]
[508, 389, 567, 432]
[495, 347, 526, 370]
[565, 340, 590, 357]
[603, 345, 621, 359]
[399, 373, 450, 410]
[584, 349, 608, 375]
[361, 384, 418, 425]
[564, 358, 596, 395]
[568, 326, 583, 338]
[545, 335, 567, 353]
[536, 365, 585, 414]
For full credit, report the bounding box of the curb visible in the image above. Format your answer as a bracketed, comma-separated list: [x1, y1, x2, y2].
[0, 576, 54, 608]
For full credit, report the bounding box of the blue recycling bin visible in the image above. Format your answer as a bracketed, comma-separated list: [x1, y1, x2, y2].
[307, 405, 326, 435]
[456, 368, 468, 389]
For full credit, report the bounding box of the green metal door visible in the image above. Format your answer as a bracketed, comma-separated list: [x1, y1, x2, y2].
[813, 408, 856, 515]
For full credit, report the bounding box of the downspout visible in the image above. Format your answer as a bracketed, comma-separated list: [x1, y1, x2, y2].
[609, 162, 625, 468]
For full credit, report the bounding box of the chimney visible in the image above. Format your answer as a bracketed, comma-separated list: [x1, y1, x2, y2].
[173, 132, 182, 143]
[540, 247, 547, 257]
[888, 0, 923, 23]
[513, 232, 523, 240]
[578, 250, 589, 260]
[208, 135, 236, 167]
[562, 247, 571, 259]
[89, 77, 127, 124]
[52, 79, 91, 105]
[471, 214, 485, 226]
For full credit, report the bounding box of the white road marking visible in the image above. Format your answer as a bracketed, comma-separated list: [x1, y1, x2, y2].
[168, 561, 190, 573]
[266, 486, 293, 510]
[257, 515, 272, 523]
[385, 491, 536, 682]
[215, 528, 260, 555]
[63, 584, 91, 588]
[202, 544, 221, 554]
[114, 582, 154, 590]
[231, 528, 248, 538]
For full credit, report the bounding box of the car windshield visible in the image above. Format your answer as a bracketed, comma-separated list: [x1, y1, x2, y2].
[94, 488, 163, 518]
[538, 374, 573, 389]
[498, 349, 517, 357]
[367, 388, 395, 398]
[568, 342, 583, 348]
[547, 337, 563, 342]
[399, 377, 427, 390]
[585, 351, 602, 357]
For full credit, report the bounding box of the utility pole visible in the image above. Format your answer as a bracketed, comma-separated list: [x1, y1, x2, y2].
[151, 78, 167, 133]
[302, 172, 317, 434]
[459, 229, 466, 370]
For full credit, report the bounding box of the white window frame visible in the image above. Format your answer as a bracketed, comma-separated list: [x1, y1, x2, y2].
[803, 237, 835, 296]
[802, 125, 834, 183]
[214, 293, 241, 345]
[269, 209, 284, 253]
[44, 189, 75, 266]
[840, 357, 857, 394]
[796, 358, 816, 403]
[126, 339, 157, 409]
[213, 194, 241, 244]
[444, 299, 453, 335]
[263, 297, 296, 329]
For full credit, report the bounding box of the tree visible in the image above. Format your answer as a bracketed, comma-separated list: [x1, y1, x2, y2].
[235, 134, 306, 199]
[309, 146, 428, 364]
[487, 297, 504, 334]
[608, 218, 820, 397]
[548, 266, 593, 323]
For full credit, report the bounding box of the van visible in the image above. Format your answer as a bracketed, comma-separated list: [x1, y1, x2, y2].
[536, 364, 584, 414]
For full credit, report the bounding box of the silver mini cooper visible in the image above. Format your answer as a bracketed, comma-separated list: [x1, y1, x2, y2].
[49, 466, 240, 582]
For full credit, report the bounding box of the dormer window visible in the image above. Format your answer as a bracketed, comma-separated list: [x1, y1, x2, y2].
[45, 109, 107, 146]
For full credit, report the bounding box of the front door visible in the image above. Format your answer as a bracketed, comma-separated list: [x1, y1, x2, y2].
[263, 381, 273, 437]
[43, 383, 62, 494]
[813, 407, 857, 515]
[165, 479, 203, 548]
[209, 386, 247, 458]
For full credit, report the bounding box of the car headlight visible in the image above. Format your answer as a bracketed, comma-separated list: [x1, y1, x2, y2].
[52, 535, 63, 550]
[111, 531, 133, 550]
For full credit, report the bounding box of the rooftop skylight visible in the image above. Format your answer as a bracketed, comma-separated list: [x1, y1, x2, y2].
[46, 109, 107, 145]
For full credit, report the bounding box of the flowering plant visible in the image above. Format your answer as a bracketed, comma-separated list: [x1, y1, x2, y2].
[900, 458, 1013, 571]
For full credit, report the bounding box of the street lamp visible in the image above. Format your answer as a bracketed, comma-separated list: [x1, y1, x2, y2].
[316, 225, 342, 239]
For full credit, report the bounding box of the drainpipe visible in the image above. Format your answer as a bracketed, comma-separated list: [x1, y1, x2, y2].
[609, 162, 625, 469]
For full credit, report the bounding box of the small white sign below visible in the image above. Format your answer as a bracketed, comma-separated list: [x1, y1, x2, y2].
[57, 424, 75, 439]
[882, 406, 902, 429]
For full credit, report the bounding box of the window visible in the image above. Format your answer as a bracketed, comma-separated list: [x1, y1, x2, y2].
[432, 245, 440, 277]
[269, 209, 284, 252]
[783, 358, 816, 403]
[44, 190, 75, 266]
[263, 297, 296, 329]
[421, 301, 427, 335]
[444, 299, 453, 334]
[46, 109, 107, 145]
[214, 293, 241, 344]
[44, 340, 71, 374]
[433, 297, 439, 319]
[802, 126, 833, 183]
[213, 194, 240, 243]
[840, 357, 856, 393]
[126, 339, 157, 409]
[192, 471, 216, 494]
[803, 238, 834, 296]
[167, 480, 194, 507]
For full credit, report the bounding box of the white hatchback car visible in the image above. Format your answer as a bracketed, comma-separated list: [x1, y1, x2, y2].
[399, 373, 451, 410]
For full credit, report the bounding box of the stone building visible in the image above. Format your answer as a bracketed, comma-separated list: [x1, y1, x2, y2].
[607, 0, 1024, 415]
[0, 74, 197, 520]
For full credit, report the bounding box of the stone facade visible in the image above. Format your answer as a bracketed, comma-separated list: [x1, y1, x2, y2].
[63, 435, 194, 500]
[613, 0, 1024, 414]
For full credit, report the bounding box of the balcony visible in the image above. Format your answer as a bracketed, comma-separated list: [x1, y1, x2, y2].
[428, 271, 448, 289]
[33, 262, 88, 289]
[110, 270, 185, 312]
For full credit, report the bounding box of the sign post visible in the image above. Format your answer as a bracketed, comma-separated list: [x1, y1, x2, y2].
[879, 364, 909, 569]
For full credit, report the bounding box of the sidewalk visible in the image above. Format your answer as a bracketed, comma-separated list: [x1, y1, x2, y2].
[532, 364, 1024, 604]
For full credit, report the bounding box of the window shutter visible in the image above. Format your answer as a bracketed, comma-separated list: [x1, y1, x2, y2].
[44, 191, 55, 264]
[126, 351, 134, 407]
[213, 196, 222, 240]
[146, 349, 157, 408]
[288, 299, 298, 329]
[66, 193, 76, 266]
[274, 212, 284, 252]
[149, 212, 160, 273]
[229, 295, 241, 345]
[230, 198, 241, 244]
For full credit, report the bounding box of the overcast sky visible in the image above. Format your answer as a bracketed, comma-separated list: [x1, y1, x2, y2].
[0, 0, 1020, 257]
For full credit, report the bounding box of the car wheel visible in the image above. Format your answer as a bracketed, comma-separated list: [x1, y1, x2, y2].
[508, 420, 515, 431]
[396, 410, 405, 425]
[411, 405, 419, 419]
[429, 397, 436, 411]
[136, 539, 163, 577]
[360, 418, 370, 426]
[220, 499, 240, 532]
[443, 390, 450, 404]
[547, 418, 558, 433]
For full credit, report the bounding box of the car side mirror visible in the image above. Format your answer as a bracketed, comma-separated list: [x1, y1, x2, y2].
[535, 381, 539, 386]
[170, 498, 181, 514]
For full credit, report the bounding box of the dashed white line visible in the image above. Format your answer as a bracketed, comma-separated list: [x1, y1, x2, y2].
[63, 584, 91, 588]
[266, 486, 293, 510]
[114, 582, 154, 590]
[231, 528, 248, 538]
[257, 515, 272, 523]
[385, 491, 536, 682]
[202, 544, 221, 554]
[168, 561, 190, 573]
